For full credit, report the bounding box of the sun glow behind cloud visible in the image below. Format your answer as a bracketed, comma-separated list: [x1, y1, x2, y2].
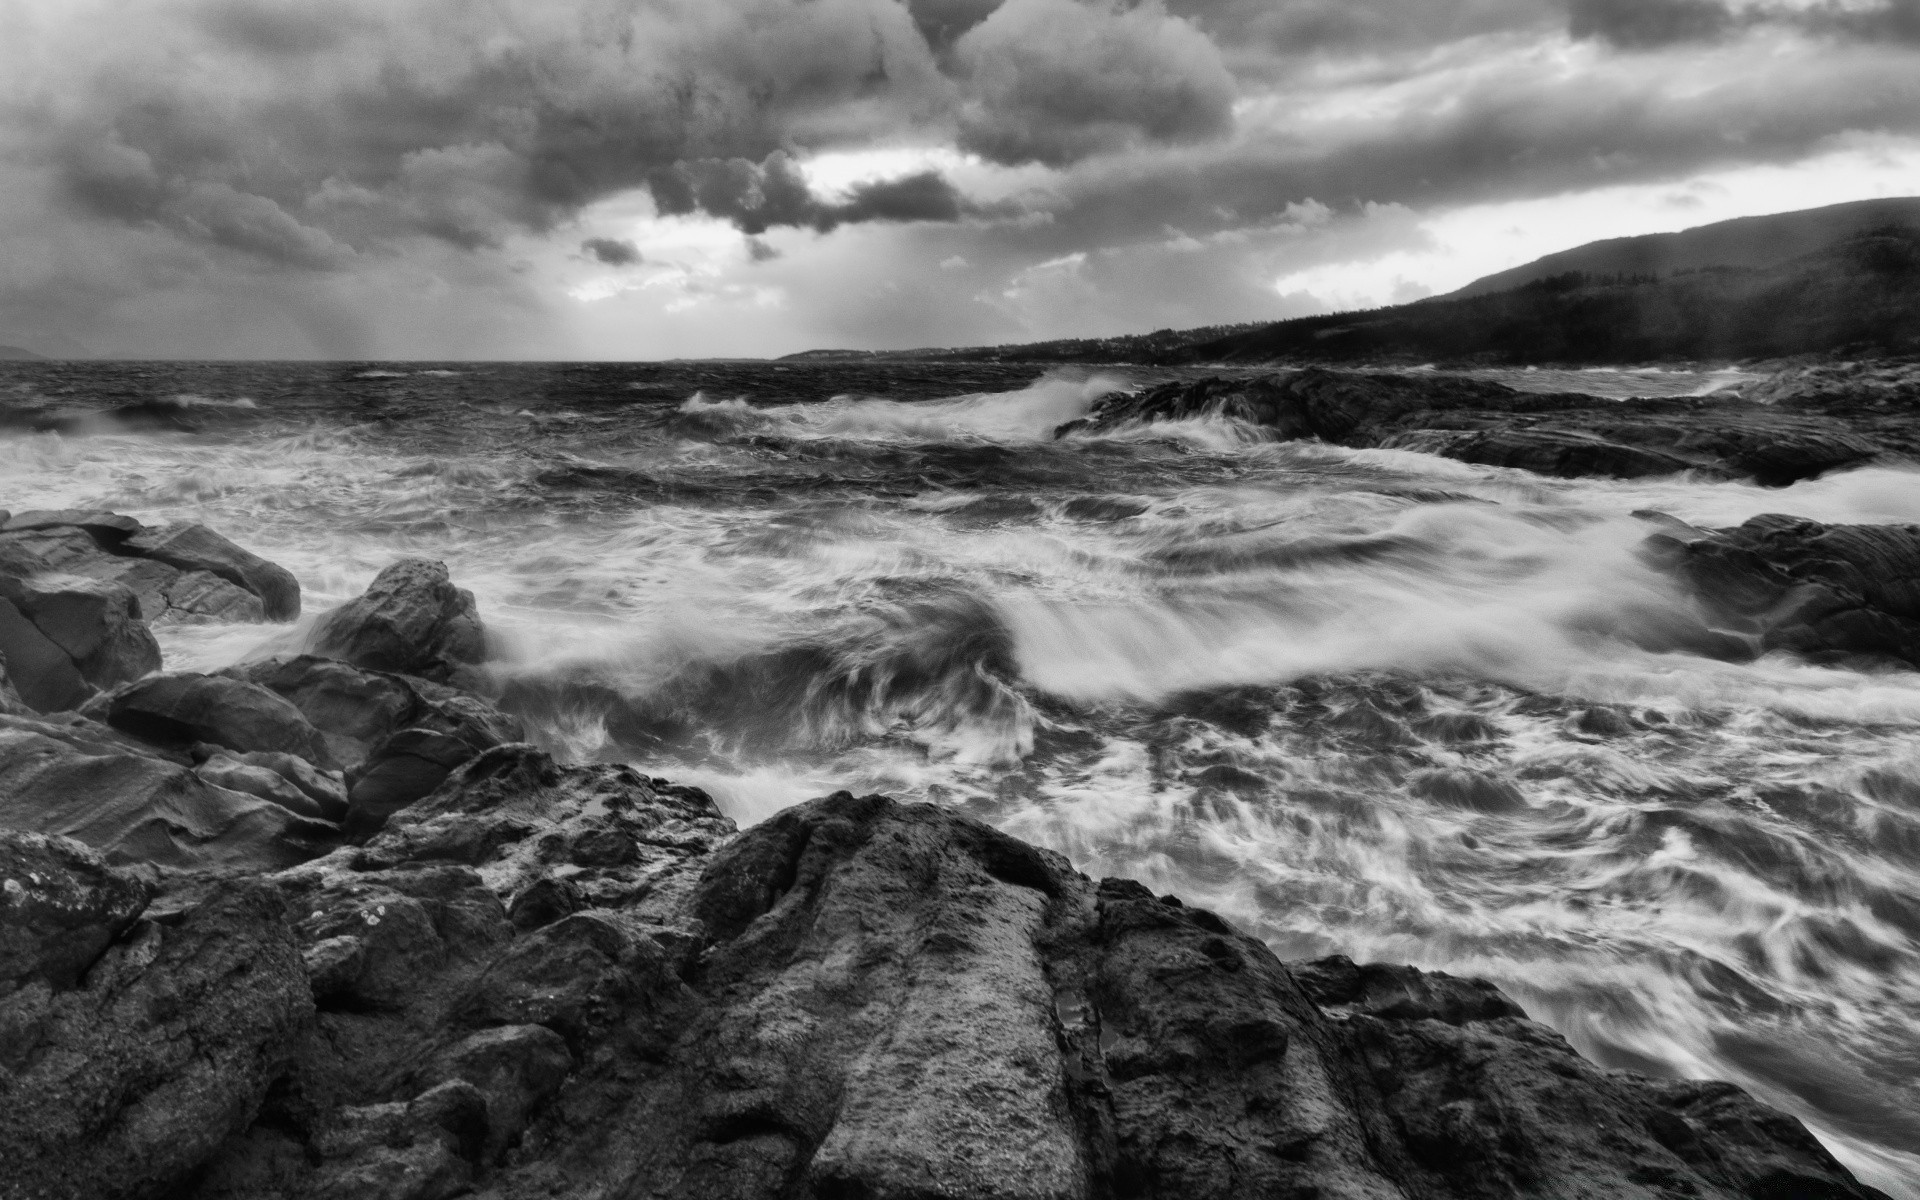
[1, 0, 1918, 358]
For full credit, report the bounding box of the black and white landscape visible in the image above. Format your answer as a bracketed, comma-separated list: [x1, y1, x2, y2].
[4, 2, 1920, 1199]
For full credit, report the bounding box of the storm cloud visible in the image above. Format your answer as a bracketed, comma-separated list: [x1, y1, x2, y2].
[0, 0, 1915, 357]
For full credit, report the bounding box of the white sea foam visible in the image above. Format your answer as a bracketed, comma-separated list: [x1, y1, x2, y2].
[7, 367, 1918, 1189]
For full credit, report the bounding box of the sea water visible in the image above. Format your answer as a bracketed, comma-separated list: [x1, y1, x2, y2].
[4, 359, 1917, 1193]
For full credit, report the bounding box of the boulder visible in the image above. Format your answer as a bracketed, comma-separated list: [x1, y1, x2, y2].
[2, 509, 144, 540]
[0, 722, 337, 871]
[166, 766, 1877, 1200]
[0, 879, 313, 1199]
[0, 591, 91, 712]
[0, 829, 152, 998]
[345, 727, 485, 838]
[0, 573, 160, 712]
[77, 556, 267, 624]
[222, 654, 425, 766]
[306, 559, 487, 683]
[101, 672, 335, 768]
[1649, 514, 1920, 667]
[123, 521, 301, 620]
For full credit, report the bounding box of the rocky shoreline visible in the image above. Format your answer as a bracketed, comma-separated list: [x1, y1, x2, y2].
[2, 372, 1914, 1199]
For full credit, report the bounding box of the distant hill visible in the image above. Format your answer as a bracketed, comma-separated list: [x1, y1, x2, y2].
[1167, 224, 1920, 365]
[801, 197, 1920, 367]
[1443, 196, 1920, 299]
[0, 344, 47, 361]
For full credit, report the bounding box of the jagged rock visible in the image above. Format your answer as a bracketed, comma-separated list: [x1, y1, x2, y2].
[100, 672, 335, 768]
[344, 727, 486, 837]
[0, 879, 312, 1199]
[1068, 368, 1910, 484]
[0, 829, 153, 998]
[123, 521, 301, 621]
[306, 559, 487, 684]
[224, 654, 523, 770]
[0, 573, 160, 713]
[407, 1025, 574, 1162]
[52, 758, 1869, 1200]
[1649, 513, 1920, 667]
[0, 720, 337, 871]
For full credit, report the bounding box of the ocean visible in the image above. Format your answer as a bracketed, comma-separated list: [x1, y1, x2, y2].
[5, 359, 1919, 1193]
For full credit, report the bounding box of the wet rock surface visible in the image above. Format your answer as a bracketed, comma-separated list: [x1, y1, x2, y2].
[1066, 368, 1919, 485]
[305, 558, 488, 684]
[1647, 513, 1920, 668]
[0, 877, 313, 1200]
[0, 511, 296, 635]
[2, 764, 1869, 1200]
[0, 526, 1898, 1200]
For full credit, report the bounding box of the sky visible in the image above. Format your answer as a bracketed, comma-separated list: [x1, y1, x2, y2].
[1, 0, 1918, 359]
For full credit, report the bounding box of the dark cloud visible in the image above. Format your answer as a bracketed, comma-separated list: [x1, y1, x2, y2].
[1569, 0, 1733, 47]
[951, 0, 1236, 166]
[646, 151, 991, 234]
[1165, 0, 1556, 59]
[0, 0, 1915, 358]
[1801, 0, 1920, 43]
[582, 236, 641, 265]
[6, 0, 1244, 278]
[905, 0, 1004, 51]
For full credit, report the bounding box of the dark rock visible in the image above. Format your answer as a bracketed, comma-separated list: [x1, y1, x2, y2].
[225, 653, 523, 770]
[345, 728, 484, 837]
[195, 751, 346, 823]
[76, 556, 268, 624]
[2, 509, 144, 539]
[1656, 514, 1920, 667]
[102, 671, 335, 767]
[0, 591, 92, 712]
[0, 879, 312, 1199]
[52, 752, 1876, 1200]
[1070, 368, 1913, 484]
[230, 748, 350, 820]
[409, 1024, 574, 1161]
[0, 513, 297, 626]
[306, 559, 487, 683]
[0, 829, 152, 998]
[0, 720, 336, 871]
[0, 524, 107, 577]
[123, 521, 301, 621]
[0, 648, 26, 713]
[507, 875, 585, 932]
[0, 573, 160, 711]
